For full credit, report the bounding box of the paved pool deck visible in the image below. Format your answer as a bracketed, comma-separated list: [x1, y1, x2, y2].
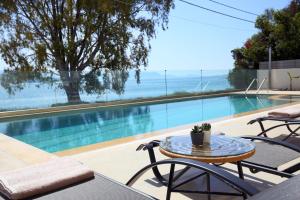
[0, 91, 299, 199]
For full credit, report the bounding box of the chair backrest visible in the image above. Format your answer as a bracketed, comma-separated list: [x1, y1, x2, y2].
[248, 174, 300, 200]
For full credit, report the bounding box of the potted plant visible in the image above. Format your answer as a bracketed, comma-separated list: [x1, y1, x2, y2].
[190, 125, 204, 146]
[202, 123, 211, 144]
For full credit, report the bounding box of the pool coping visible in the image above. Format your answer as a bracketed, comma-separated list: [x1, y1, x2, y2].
[55, 100, 300, 156]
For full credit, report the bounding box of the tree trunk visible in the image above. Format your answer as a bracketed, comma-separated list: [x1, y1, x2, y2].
[59, 70, 82, 103]
[65, 84, 81, 103]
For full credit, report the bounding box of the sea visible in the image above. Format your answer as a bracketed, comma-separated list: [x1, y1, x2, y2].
[0, 70, 232, 111]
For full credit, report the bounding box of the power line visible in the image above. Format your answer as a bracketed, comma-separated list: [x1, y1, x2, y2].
[113, 0, 256, 29]
[172, 15, 256, 32]
[205, 0, 259, 16]
[178, 0, 255, 24]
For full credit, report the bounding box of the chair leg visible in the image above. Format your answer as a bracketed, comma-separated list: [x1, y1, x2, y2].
[257, 120, 268, 137]
[236, 161, 248, 199]
[166, 164, 175, 200]
[206, 173, 211, 200]
[237, 161, 244, 179]
[283, 124, 300, 141]
[145, 142, 168, 185]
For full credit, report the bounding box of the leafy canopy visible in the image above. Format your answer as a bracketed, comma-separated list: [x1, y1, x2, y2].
[0, 0, 174, 102]
[232, 0, 300, 69]
[228, 0, 300, 89]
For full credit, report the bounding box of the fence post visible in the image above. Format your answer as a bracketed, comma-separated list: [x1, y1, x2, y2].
[164, 69, 168, 96]
[200, 69, 203, 93]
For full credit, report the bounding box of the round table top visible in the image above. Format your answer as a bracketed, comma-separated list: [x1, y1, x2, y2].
[159, 135, 255, 163]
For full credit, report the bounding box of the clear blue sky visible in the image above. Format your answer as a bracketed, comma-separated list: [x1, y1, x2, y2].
[147, 0, 291, 71]
[0, 0, 291, 72]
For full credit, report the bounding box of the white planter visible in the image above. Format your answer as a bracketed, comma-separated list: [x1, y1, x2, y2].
[203, 130, 211, 144]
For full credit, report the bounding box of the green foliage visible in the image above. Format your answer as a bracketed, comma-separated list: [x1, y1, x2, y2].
[229, 0, 300, 89]
[232, 0, 300, 69]
[201, 123, 211, 131]
[191, 125, 203, 134]
[228, 68, 257, 89]
[0, 0, 174, 102]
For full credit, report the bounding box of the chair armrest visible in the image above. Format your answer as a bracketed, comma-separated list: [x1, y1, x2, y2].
[248, 118, 262, 125]
[136, 140, 160, 151]
[241, 136, 300, 153]
[248, 116, 300, 125]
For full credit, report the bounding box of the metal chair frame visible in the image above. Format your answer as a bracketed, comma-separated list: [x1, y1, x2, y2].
[132, 141, 258, 199]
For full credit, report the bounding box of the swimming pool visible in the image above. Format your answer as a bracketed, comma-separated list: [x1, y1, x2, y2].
[0, 94, 295, 152]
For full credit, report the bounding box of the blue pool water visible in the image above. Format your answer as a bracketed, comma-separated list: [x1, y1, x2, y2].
[0, 94, 294, 152]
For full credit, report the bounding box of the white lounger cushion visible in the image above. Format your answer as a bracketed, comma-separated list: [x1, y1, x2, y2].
[0, 158, 94, 200]
[268, 107, 300, 118]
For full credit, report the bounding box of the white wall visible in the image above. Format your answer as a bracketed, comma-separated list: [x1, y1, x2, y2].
[257, 68, 300, 90]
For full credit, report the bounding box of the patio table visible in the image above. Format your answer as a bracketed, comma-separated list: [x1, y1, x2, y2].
[159, 134, 256, 179]
[136, 134, 256, 199]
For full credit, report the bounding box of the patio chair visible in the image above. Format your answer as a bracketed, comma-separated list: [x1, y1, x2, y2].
[0, 173, 155, 200]
[127, 158, 300, 200]
[248, 108, 300, 141]
[239, 136, 300, 178]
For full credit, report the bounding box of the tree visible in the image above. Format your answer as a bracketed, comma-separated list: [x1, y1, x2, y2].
[232, 0, 300, 69]
[228, 0, 300, 89]
[0, 0, 174, 103]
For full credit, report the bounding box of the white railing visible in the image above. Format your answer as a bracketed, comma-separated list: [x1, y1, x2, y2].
[245, 78, 257, 95]
[256, 77, 267, 94]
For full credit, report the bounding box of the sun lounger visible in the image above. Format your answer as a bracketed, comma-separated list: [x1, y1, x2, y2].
[0, 173, 155, 200]
[240, 136, 300, 178]
[247, 173, 300, 200]
[248, 108, 300, 140]
[0, 158, 94, 200]
[268, 107, 300, 118]
[0, 158, 155, 200]
[249, 172, 300, 200]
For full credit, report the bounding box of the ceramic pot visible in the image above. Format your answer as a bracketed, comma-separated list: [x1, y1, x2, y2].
[203, 130, 211, 144]
[190, 132, 204, 146]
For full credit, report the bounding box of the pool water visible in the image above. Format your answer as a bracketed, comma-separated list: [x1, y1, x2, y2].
[0, 94, 294, 152]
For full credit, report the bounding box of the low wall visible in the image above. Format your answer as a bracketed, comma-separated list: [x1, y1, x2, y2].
[257, 68, 300, 90]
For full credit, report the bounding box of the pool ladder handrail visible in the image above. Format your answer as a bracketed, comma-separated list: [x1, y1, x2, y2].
[256, 77, 267, 94]
[245, 78, 257, 95]
[245, 77, 267, 95]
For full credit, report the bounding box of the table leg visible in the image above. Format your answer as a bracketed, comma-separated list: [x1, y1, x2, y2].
[237, 161, 244, 179]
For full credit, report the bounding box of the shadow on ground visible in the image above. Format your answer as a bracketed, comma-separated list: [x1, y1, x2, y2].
[144, 166, 275, 200]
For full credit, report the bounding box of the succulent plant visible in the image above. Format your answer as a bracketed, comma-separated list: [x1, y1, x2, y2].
[191, 125, 203, 134]
[202, 123, 211, 131]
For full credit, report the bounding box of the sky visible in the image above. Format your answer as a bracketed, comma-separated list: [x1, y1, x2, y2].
[147, 0, 291, 71]
[0, 0, 291, 72]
